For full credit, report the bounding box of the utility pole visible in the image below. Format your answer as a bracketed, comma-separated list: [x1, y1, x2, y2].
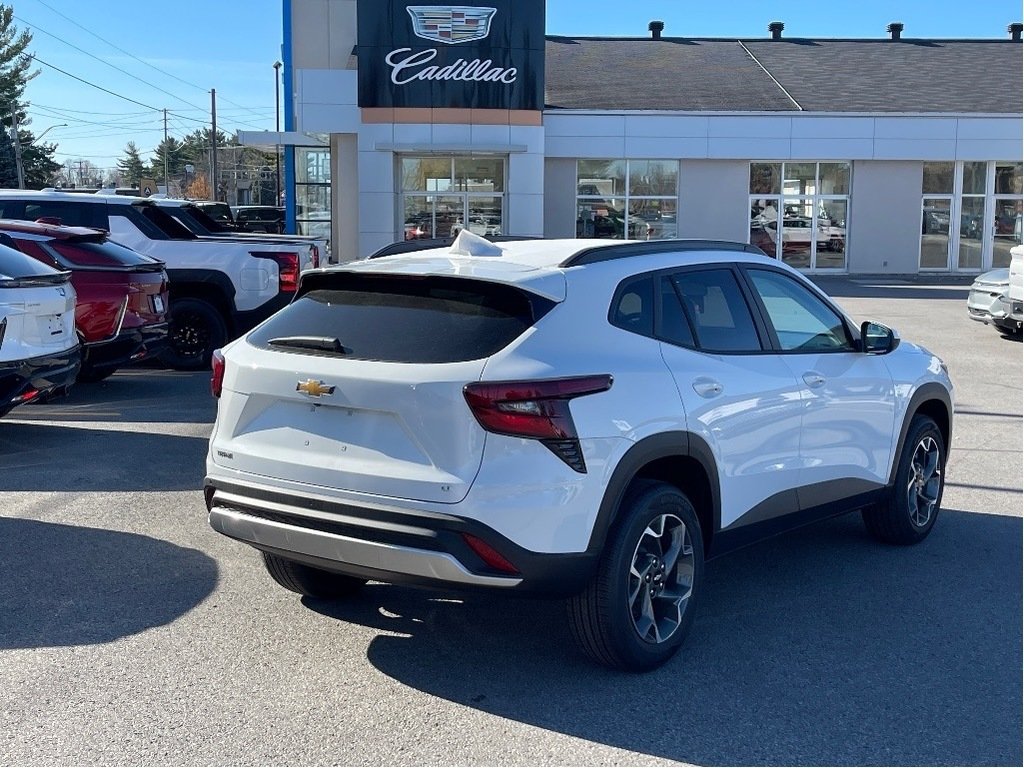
[163, 108, 169, 194]
[210, 88, 218, 202]
[10, 106, 25, 189]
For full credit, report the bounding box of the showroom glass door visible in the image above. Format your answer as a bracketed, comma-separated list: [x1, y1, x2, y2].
[400, 156, 505, 241]
[992, 162, 1023, 268]
[956, 161, 1022, 272]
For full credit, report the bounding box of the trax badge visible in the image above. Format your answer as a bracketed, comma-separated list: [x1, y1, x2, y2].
[296, 379, 335, 398]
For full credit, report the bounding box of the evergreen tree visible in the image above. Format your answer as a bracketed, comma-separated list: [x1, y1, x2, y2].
[152, 136, 188, 177]
[0, 6, 59, 188]
[0, 127, 17, 188]
[117, 141, 146, 187]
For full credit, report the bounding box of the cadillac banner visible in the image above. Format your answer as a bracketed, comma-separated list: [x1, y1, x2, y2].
[357, 1, 546, 110]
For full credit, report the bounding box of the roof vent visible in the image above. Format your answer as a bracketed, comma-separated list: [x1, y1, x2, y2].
[1009, 22, 1023, 41]
[887, 22, 904, 40]
[768, 21, 784, 40]
[648, 20, 664, 40]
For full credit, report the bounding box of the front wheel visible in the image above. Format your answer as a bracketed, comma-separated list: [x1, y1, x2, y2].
[568, 482, 704, 672]
[863, 415, 945, 544]
[160, 298, 227, 371]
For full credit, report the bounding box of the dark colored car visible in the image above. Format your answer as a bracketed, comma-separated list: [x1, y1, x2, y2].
[0, 220, 169, 382]
[232, 206, 285, 235]
[193, 201, 236, 226]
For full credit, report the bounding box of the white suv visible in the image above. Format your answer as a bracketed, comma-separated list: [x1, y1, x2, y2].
[205, 235, 954, 671]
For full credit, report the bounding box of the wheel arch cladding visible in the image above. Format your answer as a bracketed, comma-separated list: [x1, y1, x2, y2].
[588, 431, 721, 558]
[889, 382, 953, 487]
[165, 269, 236, 331]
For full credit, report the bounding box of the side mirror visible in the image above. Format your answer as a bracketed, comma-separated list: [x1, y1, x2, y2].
[861, 321, 900, 354]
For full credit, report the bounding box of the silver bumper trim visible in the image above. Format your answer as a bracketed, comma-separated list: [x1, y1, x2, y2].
[209, 506, 522, 588]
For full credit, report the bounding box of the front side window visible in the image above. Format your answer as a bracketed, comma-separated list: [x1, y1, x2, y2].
[749, 162, 850, 271]
[670, 269, 761, 353]
[747, 269, 853, 352]
[576, 159, 678, 241]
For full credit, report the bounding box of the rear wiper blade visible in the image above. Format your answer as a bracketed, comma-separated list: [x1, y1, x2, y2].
[268, 336, 350, 354]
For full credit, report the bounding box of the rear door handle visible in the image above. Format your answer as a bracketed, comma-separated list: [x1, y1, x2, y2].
[692, 377, 724, 398]
[802, 372, 826, 388]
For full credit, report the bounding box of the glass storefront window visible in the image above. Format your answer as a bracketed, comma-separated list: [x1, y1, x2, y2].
[920, 198, 952, 269]
[750, 163, 781, 195]
[400, 156, 506, 240]
[995, 162, 1023, 195]
[577, 160, 626, 197]
[294, 146, 331, 242]
[958, 195, 985, 270]
[923, 162, 955, 195]
[962, 161, 987, 195]
[749, 162, 849, 270]
[576, 160, 678, 241]
[993, 198, 1023, 267]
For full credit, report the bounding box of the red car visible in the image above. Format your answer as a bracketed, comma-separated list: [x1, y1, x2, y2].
[0, 220, 169, 381]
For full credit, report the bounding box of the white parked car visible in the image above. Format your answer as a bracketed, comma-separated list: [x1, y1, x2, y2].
[967, 267, 1020, 336]
[998, 245, 1023, 335]
[0, 239, 80, 416]
[205, 234, 954, 671]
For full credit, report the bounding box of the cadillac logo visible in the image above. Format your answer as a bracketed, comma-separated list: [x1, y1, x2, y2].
[296, 379, 336, 398]
[407, 6, 497, 45]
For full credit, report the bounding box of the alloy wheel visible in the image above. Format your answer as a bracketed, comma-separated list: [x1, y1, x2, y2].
[628, 513, 694, 644]
[907, 435, 942, 527]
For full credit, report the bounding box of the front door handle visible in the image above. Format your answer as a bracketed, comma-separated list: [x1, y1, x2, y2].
[802, 372, 826, 388]
[692, 377, 724, 398]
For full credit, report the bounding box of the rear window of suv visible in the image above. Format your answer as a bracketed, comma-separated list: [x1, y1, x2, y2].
[249, 273, 554, 363]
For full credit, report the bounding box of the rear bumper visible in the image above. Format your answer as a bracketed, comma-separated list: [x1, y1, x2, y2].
[84, 323, 169, 371]
[204, 479, 598, 596]
[0, 345, 81, 415]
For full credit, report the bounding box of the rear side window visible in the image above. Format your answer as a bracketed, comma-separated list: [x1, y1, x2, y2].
[0, 242, 60, 279]
[610, 275, 654, 336]
[48, 240, 161, 268]
[24, 201, 107, 230]
[249, 274, 554, 363]
[670, 269, 762, 352]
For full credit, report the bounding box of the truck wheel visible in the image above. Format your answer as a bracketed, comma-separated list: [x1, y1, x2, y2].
[862, 415, 945, 544]
[161, 298, 226, 371]
[261, 552, 367, 598]
[568, 481, 704, 672]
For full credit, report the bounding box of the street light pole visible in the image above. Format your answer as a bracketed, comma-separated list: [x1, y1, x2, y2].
[273, 61, 282, 207]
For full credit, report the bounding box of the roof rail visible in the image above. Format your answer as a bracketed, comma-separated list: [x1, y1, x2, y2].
[561, 239, 769, 267]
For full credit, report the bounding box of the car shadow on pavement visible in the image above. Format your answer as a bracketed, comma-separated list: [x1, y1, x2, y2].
[304, 509, 1021, 767]
[0, 422, 208, 492]
[0, 518, 217, 649]
[18, 369, 216, 425]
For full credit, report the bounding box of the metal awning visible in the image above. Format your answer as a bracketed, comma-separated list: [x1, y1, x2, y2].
[236, 131, 329, 149]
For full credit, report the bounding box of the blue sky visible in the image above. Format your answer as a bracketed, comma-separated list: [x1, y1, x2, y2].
[15, 0, 1022, 173]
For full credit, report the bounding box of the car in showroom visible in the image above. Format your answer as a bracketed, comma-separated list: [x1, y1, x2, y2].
[0, 236, 80, 415]
[0, 220, 169, 381]
[204, 233, 954, 672]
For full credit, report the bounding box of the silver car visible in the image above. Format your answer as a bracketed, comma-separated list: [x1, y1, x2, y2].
[967, 268, 1018, 335]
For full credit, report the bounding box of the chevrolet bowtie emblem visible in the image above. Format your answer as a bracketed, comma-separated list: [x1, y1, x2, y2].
[296, 379, 336, 398]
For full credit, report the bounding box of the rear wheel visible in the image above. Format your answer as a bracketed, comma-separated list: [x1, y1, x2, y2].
[261, 552, 367, 598]
[863, 415, 945, 544]
[568, 482, 704, 672]
[161, 298, 227, 371]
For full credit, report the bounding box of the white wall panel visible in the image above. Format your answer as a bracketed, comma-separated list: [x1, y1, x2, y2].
[506, 193, 545, 237]
[623, 136, 709, 158]
[545, 136, 626, 158]
[789, 137, 875, 159]
[678, 160, 749, 242]
[393, 123, 433, 145]
[508, 153, 545, 195]
[543, 158, 577, 238]
[708, 137, 790, 158]
[848, 161, 923, 274]
[357, 151, 394, 194]
[873, 118, 957, 139]
[357, 123, 393, 152]
[359, 232, 393, 260]
[299, 104, 360, 133]
[299, 69, 358, 104]
[710, 117, 792, 138]
[623, 115, 708, 137]
[873, 139, 957, 159]
[359, 192, 397, 234]
[431, 124, 472, 145]
[955, 118, 1024, 141]
[956, 139, 1024, 161]
[790, 117, 875, 138]
[511, 126, 545, 155]
[544, 115, 626, 137]
[470, 124, 512, 146]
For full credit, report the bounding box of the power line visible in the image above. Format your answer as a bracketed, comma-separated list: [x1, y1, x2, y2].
[15, 14, 209, 112]
[30, 0, 277, 125]
[27, 54, 163, 112]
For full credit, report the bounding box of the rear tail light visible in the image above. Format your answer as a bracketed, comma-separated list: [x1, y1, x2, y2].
[0, 317, 6, 350]
[311, 245, 320, 269]
[252, 251, 300, 292]
[211, 349, 225, 398]
[463, 375, 613, 473]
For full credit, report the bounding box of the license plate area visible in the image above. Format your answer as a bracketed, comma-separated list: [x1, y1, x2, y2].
[153, 295, 165, 313]
[46, 314, 62, 336]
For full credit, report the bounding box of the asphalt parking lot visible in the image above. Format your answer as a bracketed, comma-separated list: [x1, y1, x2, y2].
[1, 277, 1020, 767]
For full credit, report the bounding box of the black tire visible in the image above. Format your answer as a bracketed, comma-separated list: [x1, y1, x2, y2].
[160, 298, 227, 371]
[568, 481, 704, 672]
[261, 552, 367, 598]
[863, 415, 945, 545]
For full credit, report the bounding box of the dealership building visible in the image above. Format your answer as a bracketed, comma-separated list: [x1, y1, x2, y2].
[245, 0, 1024, 273]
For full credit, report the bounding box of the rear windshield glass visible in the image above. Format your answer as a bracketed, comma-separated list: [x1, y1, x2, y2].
[249, 274, 553, 363]
[0, 242, 61, 279]
[136, 205, 196, 240]
[49, 240, 161, 268]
